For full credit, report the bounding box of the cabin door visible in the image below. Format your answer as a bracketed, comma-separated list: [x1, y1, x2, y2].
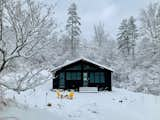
[83, 72, 88, 87]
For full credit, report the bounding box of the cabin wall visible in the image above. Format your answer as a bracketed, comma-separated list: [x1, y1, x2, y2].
[105, 71, 112, 91]
[52, 60, 112, 91]
[53, 72, 59, 89]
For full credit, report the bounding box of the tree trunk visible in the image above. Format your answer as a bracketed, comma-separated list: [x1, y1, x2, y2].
[0, 0, 3, 42]
[0, 60, 6, 72]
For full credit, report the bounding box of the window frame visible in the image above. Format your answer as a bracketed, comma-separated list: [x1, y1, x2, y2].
[89, 72, 105, 83]
[66, 72, 81, 80]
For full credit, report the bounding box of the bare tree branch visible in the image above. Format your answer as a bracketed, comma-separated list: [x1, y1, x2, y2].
[0, 0, 56, 73]
[0, 69, 51, 94]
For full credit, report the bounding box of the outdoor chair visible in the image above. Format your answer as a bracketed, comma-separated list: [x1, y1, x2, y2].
[68, 91, 74, 99]
[55, 90, 63, 99]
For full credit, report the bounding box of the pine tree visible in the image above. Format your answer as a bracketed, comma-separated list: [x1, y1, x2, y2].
[117, 19, 131, 57]
[128, 16, 138, 59]
[66, 3, 81, 57]
[117, 17, 138, 59]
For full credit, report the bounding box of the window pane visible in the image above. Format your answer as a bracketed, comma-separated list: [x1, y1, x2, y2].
[90, 72, 95, 83]
[77, 72, 81, 80]
[66, 65, 81, 70]
[66, 72, 71, 80]
[66, 72, 81, 80]
[101, 72, 105, 83]
[83, 65, 97, 70]
[95, 72, 100, 83]
[59, 72, 65, 87]
[72, 73, 76, 79]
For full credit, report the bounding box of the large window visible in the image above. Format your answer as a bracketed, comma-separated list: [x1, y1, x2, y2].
[66, 72, 81, 80]
[89, 72, 105, 83]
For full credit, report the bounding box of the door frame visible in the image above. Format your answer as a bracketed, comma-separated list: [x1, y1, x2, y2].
[83, 72, 88, 87]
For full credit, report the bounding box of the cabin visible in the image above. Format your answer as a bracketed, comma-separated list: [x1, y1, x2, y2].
[51, 58, 113, 91]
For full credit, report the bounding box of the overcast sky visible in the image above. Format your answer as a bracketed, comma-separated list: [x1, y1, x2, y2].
[45, 0, 159, 40]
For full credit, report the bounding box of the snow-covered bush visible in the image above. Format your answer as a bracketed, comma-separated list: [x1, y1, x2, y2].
[0, 69, 52, 94]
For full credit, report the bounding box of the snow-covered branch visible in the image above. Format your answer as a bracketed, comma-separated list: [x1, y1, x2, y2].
[0, 0, 56, 73]
[0, 69, 51, 94]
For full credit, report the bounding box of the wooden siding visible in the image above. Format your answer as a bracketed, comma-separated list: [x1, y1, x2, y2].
[53, 60, 112, 91]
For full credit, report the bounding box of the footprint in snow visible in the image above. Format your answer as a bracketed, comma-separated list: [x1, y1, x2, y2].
[88, 109, 98, 114]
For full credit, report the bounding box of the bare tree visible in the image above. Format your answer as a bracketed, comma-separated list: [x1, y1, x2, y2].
[94, 22, 106, 47]
[0, 0, 56, 99]
[140, 3, 160, 54]
[0, 0, 6, 103]
[0, 0, 3, 42]
[0, 0, 56, 73]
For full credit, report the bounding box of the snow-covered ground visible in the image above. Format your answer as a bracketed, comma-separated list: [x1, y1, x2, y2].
[1, 81, 160, 120]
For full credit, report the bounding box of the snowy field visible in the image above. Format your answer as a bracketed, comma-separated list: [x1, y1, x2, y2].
[0, 81, 160, 120]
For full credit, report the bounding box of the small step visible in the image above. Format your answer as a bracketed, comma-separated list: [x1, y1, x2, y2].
[79, 87, 98, 93]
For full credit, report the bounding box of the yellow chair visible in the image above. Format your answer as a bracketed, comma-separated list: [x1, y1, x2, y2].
[68, 91, 74, 99]
[55, 90, 62, 99]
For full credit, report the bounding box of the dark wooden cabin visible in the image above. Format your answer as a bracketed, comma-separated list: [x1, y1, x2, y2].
[51, 58, 113, 91]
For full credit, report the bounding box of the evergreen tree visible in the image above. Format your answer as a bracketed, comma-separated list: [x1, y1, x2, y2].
[66, 3, 81, 57]
[117, 17, 138, 59]
[128, 16, 138, 59]
[117, 19, 131, 57]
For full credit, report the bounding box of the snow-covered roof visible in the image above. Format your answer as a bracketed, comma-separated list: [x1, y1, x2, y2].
[51, 57, 113, 72]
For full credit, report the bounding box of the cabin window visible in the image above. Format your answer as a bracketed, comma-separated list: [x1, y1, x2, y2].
[89, 72, 105, 83]
[100, 72, 105, 83]
[95, 72, 100, 83]
[90, 72, 95, 83]
[83, 64, 97, 70]
[66, 64, 81, 70]
[59, 72, 65, 88]
[66, 72, 81, 80]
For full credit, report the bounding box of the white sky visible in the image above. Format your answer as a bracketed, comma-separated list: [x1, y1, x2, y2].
[44, 0, 159, 40]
